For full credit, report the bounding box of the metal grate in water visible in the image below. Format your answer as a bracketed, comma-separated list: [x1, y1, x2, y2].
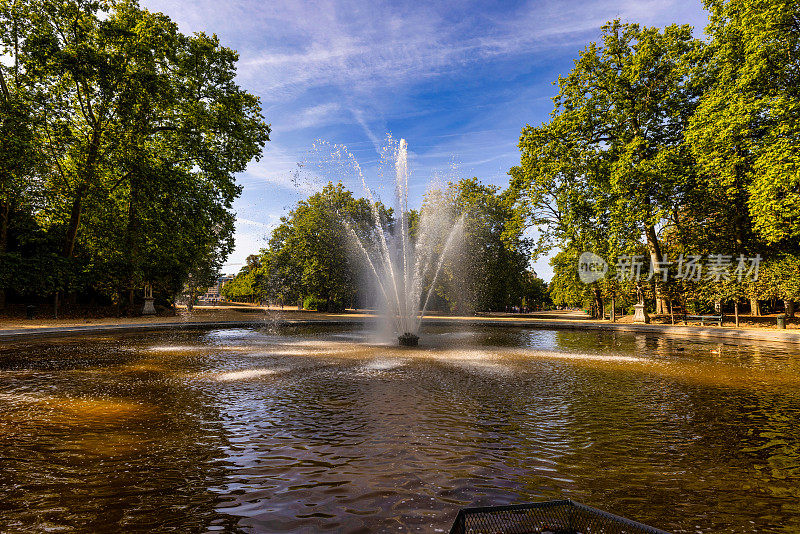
[449, 500, 671, 534]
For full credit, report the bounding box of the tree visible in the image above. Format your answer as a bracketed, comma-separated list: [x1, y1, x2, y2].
[683, 0, 800, 316]
[257, 183, 386, 312]
[687, 0, 800, 246]
[442, 178, 531, 312]
[0, 0, 269, 313]
[220, 255, 262, 303]
[761, 255, 800, 318]
[512, 21, 704, 315]
[0, 0, 43, 309]
[548, 250, 588, 309]
[520, 272, 550, 311]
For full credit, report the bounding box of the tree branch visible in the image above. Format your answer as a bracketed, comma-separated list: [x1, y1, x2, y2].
[0, 68, 9, 101]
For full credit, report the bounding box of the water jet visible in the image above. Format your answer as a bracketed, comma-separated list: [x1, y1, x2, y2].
[332, 137, 464, 346]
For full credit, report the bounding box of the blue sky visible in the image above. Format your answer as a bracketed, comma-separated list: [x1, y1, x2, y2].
[141, 0, 710, 280]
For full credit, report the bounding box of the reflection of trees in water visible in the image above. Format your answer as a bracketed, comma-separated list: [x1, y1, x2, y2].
[0, 334, 245, 533]
[432, 328, 800, 532]
[3, 328, 799, 532]
[736, 394, 800, 525]
[539, 342, 800, 532]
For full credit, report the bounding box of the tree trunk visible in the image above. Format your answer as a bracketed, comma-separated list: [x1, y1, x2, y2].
[0, 198, 8, 253]
[0, 68, 12, 311]
[734, 301, 739, 327]
[592, 287, 603, 319]
[125, 176, 140, 316]
[0, 197, 8, 310]
[62, 124, 102, 258]
[645, 224, 668, 314]
[786, 300, 796, 319]
[750, 298, 761, 316]
[610, 295, 616, 322]
[115, 288, 125, 317]
[187, 278, 195, 312]
[62, 183, 88, 257]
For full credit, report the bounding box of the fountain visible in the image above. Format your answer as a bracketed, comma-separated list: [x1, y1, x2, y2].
[333, 137, 464, 346]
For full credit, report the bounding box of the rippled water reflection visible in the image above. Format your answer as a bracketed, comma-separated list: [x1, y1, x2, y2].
[1, 325, 799, 532]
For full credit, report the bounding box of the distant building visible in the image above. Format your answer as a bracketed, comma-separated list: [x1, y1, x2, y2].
[198, 275, 234, 305]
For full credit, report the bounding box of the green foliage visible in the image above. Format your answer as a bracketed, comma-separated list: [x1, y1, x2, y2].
[0, 253, 85, 296]
[248, 182, 385, 311]
[512, 21, 702, 243]
[688, 0, 800, 245]
[511, 20, 702, 313]
[513, 9, 800, 315]
[521, 273, 551, 310]
[220, 255, 262, 302]
[226, 179, 536, 314]
[302, 296, 323, 311]
[444, 177, 532, 311]
[0, 0, 269, 310]
[762, 254, 800, 302]
[547, 250, 588, 308]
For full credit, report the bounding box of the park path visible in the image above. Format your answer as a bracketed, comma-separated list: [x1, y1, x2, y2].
[1, 305, 799, 345]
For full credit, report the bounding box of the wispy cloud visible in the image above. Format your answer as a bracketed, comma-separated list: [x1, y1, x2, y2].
[141, 0, 709, 275]
[237, 218, 274, 229]
[350, 108, 382, 154]
[232, 0, 702, 98]
[279, 102, 342, 131]
[243, 155, 322, 195]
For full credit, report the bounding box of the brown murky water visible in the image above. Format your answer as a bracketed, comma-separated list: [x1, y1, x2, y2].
[1, 325, 799, 533]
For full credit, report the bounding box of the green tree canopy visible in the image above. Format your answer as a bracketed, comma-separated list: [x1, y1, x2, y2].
[443, 177, 532, 312]
[687, 0, 800, 245]
[511, 20, 705, 315]
[0, 0, 269, 311]
[255, 182, 388, 311]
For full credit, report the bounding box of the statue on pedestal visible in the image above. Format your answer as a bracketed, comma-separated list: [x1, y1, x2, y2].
[633, 303, 650, 324]
[142, 283, 156, 315]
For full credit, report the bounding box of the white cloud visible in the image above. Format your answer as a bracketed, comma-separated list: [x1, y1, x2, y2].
[229, 0, 702, 100]
[280, 102, 342, 131]
[138, 0, 709, 274]
[238, 143, 308, 190]
[142, 0, 708, 153]
[225, 213, 285, 271]
[224, 230, 266, 272]
[350, 108, 382, 154]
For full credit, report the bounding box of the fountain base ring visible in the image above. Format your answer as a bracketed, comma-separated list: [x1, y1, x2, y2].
[398, 333, 419, 347]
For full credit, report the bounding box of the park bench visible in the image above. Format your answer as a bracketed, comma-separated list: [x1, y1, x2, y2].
[684, 314, 723, 327]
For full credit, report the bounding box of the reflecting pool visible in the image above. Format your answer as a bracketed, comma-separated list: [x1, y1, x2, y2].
[1, 325, 799, 532]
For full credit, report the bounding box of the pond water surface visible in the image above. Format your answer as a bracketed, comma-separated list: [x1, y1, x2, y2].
[1, 325, 799, 532]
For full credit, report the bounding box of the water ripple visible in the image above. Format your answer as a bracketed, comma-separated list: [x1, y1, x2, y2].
[1, 325, 799, 532]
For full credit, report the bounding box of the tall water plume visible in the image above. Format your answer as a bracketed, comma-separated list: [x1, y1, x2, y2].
[310, 137, 464, 345]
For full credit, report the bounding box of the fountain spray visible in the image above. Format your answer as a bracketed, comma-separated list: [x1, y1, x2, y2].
[341, 138, 464, 346]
